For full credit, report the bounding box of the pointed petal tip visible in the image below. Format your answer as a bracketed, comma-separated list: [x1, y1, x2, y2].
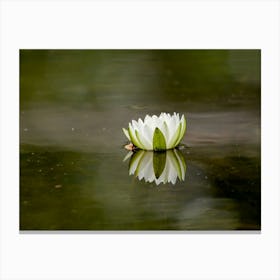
[122, 128, 131, 141]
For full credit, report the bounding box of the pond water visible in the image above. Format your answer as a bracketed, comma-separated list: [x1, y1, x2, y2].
[20, 50, 261, 230]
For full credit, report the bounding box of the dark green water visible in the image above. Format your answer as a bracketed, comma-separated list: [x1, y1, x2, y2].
[20, 50, 261, 230]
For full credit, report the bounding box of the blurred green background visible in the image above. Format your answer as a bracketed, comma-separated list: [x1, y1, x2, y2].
[20, 50, 260, 230]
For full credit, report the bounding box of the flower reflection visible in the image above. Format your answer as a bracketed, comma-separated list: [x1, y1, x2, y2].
[124, 149, 187, 185]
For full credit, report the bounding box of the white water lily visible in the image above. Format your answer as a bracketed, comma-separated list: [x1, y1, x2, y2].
[122, 112, 186, 151]
[124, 149, 187, 185]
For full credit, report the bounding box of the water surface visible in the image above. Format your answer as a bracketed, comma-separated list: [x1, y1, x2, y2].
[20, 50, 261, 230]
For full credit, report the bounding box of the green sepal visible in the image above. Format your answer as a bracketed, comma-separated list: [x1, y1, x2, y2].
[153, 127, 167, 151]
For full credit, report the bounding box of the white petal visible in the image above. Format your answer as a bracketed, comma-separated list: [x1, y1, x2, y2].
[129, 123, 144, 149]
[167, 121, 180, 148]
[122, 128, 131, 141]
[159, 121, 169, 146]
[132, 120, 139, 130]
[137, 129, 153, 150]
[177, 114, 186, 144]
[151, 115, 158, 128]
[168, 115, 177, 136]
[144, 114, 151, 124]
[143, 124, 154, 142]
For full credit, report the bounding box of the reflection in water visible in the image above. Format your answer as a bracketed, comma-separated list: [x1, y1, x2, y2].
[124, 149, 186, 185]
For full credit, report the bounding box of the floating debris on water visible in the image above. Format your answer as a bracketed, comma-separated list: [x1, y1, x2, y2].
[124, 143, 136, 151]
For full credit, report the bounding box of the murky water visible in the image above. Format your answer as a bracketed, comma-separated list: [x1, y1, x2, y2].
[20, 50, 260, 230]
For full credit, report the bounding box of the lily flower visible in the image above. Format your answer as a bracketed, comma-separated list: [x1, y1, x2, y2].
[122, 112, 186, 151]
[124, 149, 187, 185]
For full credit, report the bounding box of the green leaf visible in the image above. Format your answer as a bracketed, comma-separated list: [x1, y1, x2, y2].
[153, 152, 166, 179]
[153, 127, 167, 151]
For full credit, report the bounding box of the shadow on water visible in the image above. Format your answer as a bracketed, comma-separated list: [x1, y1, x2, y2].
[20, 50, 261, 230]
